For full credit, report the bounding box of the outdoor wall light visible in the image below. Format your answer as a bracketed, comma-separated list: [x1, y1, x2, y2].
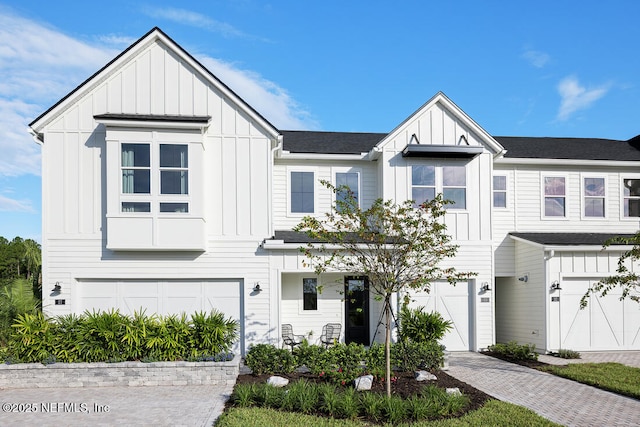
[518, 275, 529, 283]
[253, 282, 261, 293]
[550, 281, 562, 291]
[480, 282, 491, 292]
[51, 282, 61, 292]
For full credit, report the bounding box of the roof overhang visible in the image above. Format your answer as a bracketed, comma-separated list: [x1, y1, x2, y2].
[496, 157, 640, 167]
[94, 114, 211, 131]
[509, 232, 636, 252]
[401, 144, 483, 158]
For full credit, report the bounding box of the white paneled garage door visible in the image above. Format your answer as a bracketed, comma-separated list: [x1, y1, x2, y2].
[76, 279, 243, 351]
[405, 281, 472, 351]
[556, 278, 640, 351]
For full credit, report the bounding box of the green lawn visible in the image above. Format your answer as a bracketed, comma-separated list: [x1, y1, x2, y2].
[540, 362, 640, 399]
[216, 400, 561, 427]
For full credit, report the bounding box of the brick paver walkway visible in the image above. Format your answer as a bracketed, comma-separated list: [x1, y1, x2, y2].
[447, 352, 640, 427]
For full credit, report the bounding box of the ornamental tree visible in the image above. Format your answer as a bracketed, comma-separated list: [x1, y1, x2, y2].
[293, 181, 475, 396]
[581, 231, 640, 307]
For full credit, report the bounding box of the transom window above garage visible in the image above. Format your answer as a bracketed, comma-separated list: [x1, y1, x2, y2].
[121, 143, 189, 213]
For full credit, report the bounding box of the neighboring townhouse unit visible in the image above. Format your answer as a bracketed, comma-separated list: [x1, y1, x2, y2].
[29, 28, 640, 355]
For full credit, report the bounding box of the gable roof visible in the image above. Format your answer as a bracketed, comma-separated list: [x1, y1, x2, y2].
[496, 136, 640, 161]
[29, 27, 279, 138]
[281, 130, 385, 154]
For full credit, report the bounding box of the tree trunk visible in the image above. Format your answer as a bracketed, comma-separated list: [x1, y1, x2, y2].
[385, 295, 391, 397]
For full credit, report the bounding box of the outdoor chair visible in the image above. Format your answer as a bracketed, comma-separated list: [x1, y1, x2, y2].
[320, 323, 342, 348]
[282, 323, 304, 351]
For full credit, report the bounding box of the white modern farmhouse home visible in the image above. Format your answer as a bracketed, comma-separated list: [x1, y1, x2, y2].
[29, 28, 640, 355]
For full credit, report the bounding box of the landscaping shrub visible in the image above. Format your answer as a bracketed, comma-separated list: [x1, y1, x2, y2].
[7, 309, 238, 363]
[557, 349, 581, 359]
[0, 278, 39, 345]
[488, 341, 538, 361]
[392, 340, 445, 371]
[244, 344, 297, 375]
[398, 305, 452, 343]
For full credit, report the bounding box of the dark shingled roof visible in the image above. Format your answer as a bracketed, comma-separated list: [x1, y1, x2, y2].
[281, 130, 385, 154]
[510, 232, 637, 246]
[280, 130, 640, 161]
[270, 230, 403, 245]
[495, 136, 640, 161]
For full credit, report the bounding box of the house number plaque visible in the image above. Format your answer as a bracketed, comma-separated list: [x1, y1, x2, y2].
[551, 297, 560, 302]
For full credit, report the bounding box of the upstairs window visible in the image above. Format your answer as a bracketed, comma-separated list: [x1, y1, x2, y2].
[290, 171, 314, 213]
[623, 178, 640, 217]
[120, 143, 189, 213]
[411, 165, 435, 207]
[442, 166, 466, 209]
[493, 175, 507, 208]
[336, 172, 359, 211]
[544, 176, 566, 217]
[303, 278, 318, 310]
[583, 177, 605, 217]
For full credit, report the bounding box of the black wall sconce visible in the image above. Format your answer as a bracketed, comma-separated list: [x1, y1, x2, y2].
[480, 282, 491, 292]
[51, 282, 61, 292]
[253, 282, 261, 293]
[550, 281, 562, 291]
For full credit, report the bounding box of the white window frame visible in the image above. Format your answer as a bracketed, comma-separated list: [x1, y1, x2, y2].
[120, 141, 191, 215]
[541, 174, 568, 220]
[409, 163, 467, 211]
[621, 175, 640, 220]
[287, 167, 317, 216]
[333, 167, 362, 209]
[492, 174, 508, 209]
[581, 174, 607, 219]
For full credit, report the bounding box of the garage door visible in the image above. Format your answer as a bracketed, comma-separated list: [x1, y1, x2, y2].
[404, 281, 472, 351]
[557, 278, 640, 351]
[77, 279, 243, 352]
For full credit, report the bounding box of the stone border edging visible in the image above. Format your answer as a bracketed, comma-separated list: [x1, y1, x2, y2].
[0, 355, 240, 388]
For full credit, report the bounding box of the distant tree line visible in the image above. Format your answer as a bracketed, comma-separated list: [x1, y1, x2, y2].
[0, 236, 41, 286]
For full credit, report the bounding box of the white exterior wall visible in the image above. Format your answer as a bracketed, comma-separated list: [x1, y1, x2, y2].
[495, 240, 546, 350]
[38, 36, 278, 349]
[272, 159, 378, 230]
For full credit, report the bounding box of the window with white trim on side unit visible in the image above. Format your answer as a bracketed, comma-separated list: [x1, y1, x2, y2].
[493, 175, 507, 208]
[411, 165, 466, 209]
[290, 171, 315, 213]
[120, 143, 189, 214]
[623, 177, 640, 218]
[583, 176, 605, 218]
[335, 170, 360, 212]
[543, 176, 566, 218]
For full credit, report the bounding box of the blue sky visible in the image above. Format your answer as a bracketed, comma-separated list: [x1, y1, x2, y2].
[1, 0, 639, 242]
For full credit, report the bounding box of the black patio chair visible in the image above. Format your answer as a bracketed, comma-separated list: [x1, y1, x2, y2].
[282, 323, 304, 351]
[320, 323, 342, 348]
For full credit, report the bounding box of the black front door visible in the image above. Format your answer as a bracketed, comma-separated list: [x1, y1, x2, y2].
[344, 276, 369, 345]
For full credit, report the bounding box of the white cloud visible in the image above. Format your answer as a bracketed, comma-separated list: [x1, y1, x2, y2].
[556, 76, 610, 121]
[0, 8, 314, 177]
[198, 56, 317, 130]
[0, 193, 34, 213]
[143, 7, 249, 39]
[522, 49, 550, 68]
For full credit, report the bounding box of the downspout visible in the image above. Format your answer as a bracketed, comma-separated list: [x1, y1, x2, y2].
[267, 135, 283, 238]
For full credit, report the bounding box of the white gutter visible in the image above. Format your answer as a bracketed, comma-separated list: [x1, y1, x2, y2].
[267, 136, 283, 238]
[496, 157, 640, 167]
[28, 128, 44, 145]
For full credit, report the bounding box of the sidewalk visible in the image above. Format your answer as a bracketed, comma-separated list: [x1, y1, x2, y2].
[447, 352, 640, 427]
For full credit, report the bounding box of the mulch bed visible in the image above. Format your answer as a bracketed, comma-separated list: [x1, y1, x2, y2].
[480, 351, 551, 369]
[230, 369, 492, 414]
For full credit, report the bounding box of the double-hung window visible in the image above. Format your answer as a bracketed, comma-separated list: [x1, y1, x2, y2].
[623, 178, 640, 217]
[411, 165, 436, 207]
[583, 177, 605, 218]
[442, 166, 466, 209]
[335, 171, 359, 211]
[290, 171, 314, 213]
[493, 175, 507, 208]
[120, 143, 189, 214]
[411, 165, 466, 209]
[543, 176, 566, 217]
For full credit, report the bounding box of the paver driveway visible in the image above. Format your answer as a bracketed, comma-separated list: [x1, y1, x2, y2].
[447, 352, 640, 427]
